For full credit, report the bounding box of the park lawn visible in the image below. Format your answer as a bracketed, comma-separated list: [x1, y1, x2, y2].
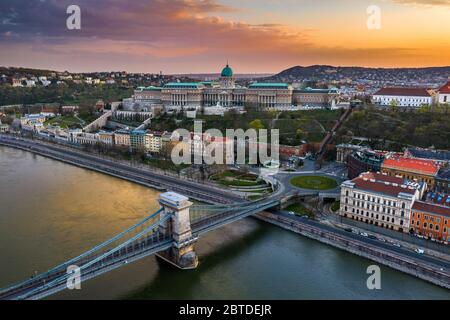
[290, 175, 337, 190]
[45, 115, 83, 128]
[212, 170, 261, 187]
[218, 179, 263, 187]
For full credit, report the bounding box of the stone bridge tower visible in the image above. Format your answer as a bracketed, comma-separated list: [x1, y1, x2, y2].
[157, 192, 198, 269]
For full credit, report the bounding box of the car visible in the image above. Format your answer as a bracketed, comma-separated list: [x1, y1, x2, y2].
[344, 228, 352, 232]
[287, 211, 295, 215]
[368, 234, 377, 240]
[360, 232, 368, 237]
[377, 238, 386, 242]
[415, 248, 424, 254]
[392, 243, 401, 248]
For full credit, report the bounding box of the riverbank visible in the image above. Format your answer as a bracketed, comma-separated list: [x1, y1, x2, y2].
[0, 135, 242, 205]
[255, 211, 450, 289]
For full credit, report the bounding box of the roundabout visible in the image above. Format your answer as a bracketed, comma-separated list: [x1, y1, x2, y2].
[290, 175, 338, 190]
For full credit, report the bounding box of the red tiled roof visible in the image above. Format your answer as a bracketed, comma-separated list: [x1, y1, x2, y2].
[382, 157, 439, 176]
[412, 201, 450, 218]
[374, 87, 432, 97]
[352, 172, 417, 197]
[358, 172, 405, 184]
[438, 80, 450, 94]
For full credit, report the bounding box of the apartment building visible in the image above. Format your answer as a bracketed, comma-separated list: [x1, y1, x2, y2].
[410, 200, 450, 242]
[381, 155, 440, 189]
[340, 172, 425, 233]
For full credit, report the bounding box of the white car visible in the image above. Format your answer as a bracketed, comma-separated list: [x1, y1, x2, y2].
[360, 232, 368, 237]
[393, 243, 401, 248]
[415, 248, 424, 254]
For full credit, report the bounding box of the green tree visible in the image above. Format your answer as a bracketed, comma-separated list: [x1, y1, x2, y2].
[389, 100, 399, 112]
[249, 119, 265, 130]
[296, 128, 304, 140]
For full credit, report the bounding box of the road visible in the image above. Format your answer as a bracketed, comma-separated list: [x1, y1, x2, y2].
[276, 210, 450, 272]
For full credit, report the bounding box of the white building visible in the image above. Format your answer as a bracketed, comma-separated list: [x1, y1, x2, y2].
[339, 172, 425, 233]
[12, 78, 23, 87]
[372, 88, 434, 107]
[147, 132, 163, 153]
[20, 114, 47, 126]
[437, 80, 450, 104]
[114, 130, 131, 147]
[25, 80, 36, 87]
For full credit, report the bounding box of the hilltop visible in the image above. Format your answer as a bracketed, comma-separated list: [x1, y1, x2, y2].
[266, 65, 450, 87]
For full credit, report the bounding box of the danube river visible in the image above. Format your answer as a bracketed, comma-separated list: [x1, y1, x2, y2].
[0, 146, 448, 300]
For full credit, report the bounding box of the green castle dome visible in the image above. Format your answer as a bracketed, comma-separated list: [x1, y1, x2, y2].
[221, 64, 233, 77]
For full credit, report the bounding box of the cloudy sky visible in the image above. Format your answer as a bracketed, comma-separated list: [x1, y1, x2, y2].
[0, 0, 449, 73]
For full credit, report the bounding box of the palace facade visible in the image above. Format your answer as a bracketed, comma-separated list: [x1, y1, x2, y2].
[127, 64, 340, 111]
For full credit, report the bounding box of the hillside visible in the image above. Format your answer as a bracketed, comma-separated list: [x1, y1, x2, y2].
[266, 65, 450, 85]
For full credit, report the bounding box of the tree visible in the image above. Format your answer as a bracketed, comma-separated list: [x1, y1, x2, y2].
[418, 104, 431, 113]
[389, 100, 399, 112]
[249, 119, 265, 130]
[296, 128, 304, 140]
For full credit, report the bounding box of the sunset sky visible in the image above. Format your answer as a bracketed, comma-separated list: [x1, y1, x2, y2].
[0, 0, 449, 73]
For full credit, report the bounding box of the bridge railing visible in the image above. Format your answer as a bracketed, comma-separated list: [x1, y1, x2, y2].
[191, 199, 280, 234]
[0, 207, 165, 299]
[189, 203, 251, 224]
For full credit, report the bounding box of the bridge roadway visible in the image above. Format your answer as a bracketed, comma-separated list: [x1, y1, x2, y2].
[0, 136, 244, 205]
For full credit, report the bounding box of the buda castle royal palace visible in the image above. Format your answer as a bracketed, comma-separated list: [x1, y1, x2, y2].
[123, 64, 340, 114]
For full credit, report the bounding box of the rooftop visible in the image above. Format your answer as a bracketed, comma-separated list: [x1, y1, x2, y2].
[406, 148, 450, 162]
[438, 80, 450, 94]
[412, 201, 450, 218]
[248, 82, 289, 89]
[294, 87, 339, 94]
[136, 86, 162, 91]
[163, 82, 203, 89]
[373, 87, 432, 97]
[346, 171, 420, 198]
[426, 192, 450, 207]
[437, 168, 450, 181]
[221, 64, 233, 77]
[382, 156, 440, 176]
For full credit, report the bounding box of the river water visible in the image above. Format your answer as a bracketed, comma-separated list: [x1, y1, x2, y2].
[0, 146, 448, 300]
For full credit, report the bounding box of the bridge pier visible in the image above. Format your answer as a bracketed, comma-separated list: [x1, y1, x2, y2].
[157, 192, 199, 270]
